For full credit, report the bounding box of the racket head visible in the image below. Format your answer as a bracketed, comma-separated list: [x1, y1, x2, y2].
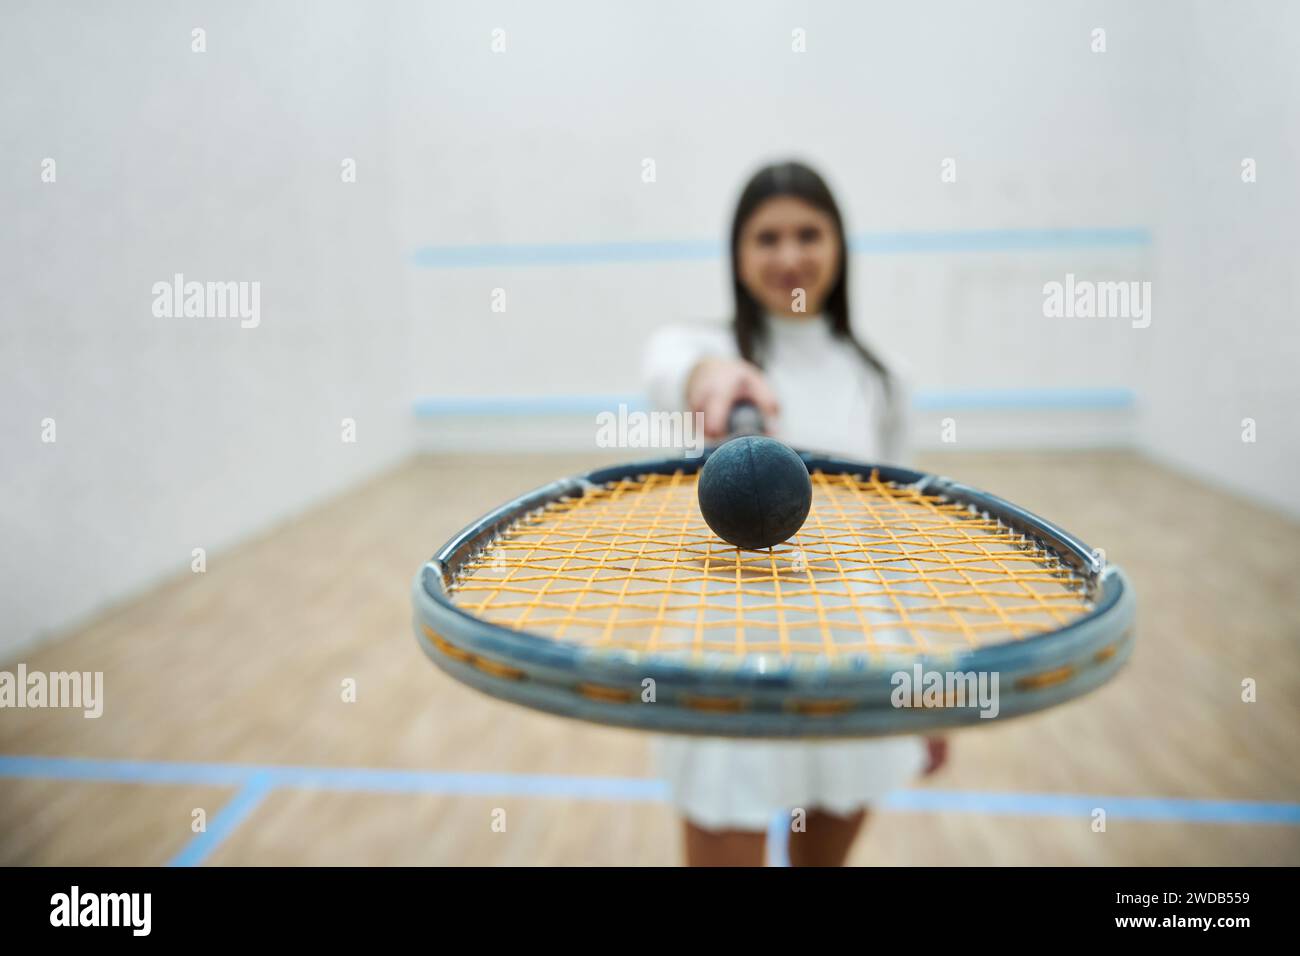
[412, 452, 1135, 737]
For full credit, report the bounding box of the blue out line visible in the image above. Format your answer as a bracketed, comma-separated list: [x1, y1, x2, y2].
[0, 755, 664, 802]
[168, 772, 275, 868]
[0, 755, 253, 787]
[411, 227, 1151, 268]
[2, 755, 1296, 827]
[283, 766, 667, 801]
[766, 810, 791, 867]
[881, 789, 1300, 825]
[412, 388, 1135, 419]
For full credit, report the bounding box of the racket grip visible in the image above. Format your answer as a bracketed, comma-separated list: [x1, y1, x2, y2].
[726, 400, 766, 437]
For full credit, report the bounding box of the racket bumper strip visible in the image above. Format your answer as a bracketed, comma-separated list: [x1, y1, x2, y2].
[788, 699, 857, 716]
[422, 624, 527, 680]
[577, 683, 636, 704]
[681, 695, 748, 713]
[1013, 664, 1076, 691]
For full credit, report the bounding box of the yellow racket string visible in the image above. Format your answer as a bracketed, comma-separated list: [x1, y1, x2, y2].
[449, 469, 1092, 662]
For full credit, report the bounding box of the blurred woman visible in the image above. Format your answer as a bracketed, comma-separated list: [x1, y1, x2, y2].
[643, 160, 947, 866]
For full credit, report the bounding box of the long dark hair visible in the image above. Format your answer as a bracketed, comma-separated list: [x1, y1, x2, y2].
[729, 161, 892, 407]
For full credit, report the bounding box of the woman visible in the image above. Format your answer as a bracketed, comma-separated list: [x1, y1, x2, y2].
[643, 161, 948, 867]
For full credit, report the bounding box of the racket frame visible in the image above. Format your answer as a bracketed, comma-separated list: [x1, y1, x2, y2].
[412, 452, 1135, 737]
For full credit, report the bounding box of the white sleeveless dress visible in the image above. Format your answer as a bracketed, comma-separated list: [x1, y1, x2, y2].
[641, 314, 927, 830]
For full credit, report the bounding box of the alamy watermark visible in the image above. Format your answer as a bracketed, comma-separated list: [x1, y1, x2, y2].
[596, 404, 705, 458]
[0, 664, 103, 718]
[152, 273, 260, 328]
[891, 664, 999, 719]
[50, 886, 150, 936]
[1043, 273, 1151, 328]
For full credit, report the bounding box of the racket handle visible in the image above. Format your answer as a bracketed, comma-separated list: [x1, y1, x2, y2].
[726, 400, 766, 437]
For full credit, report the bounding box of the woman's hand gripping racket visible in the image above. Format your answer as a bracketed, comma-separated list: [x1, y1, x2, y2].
[412, 402, 1135, 737]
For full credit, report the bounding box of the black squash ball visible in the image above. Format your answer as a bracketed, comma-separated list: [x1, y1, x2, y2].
[697, 436, 812, 550]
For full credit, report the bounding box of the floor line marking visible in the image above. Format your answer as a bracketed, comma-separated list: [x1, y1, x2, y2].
[3, 755, 1297, 826]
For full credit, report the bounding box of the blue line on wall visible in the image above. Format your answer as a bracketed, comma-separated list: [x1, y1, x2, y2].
[910, 388, 1135, 411]
[412, 389, 1135, 418]
[413, 394, 650, 417]
[411, 227, 1151, 268]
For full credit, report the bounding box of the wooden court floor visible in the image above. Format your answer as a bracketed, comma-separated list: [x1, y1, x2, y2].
[2, 450, 1298, 866]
